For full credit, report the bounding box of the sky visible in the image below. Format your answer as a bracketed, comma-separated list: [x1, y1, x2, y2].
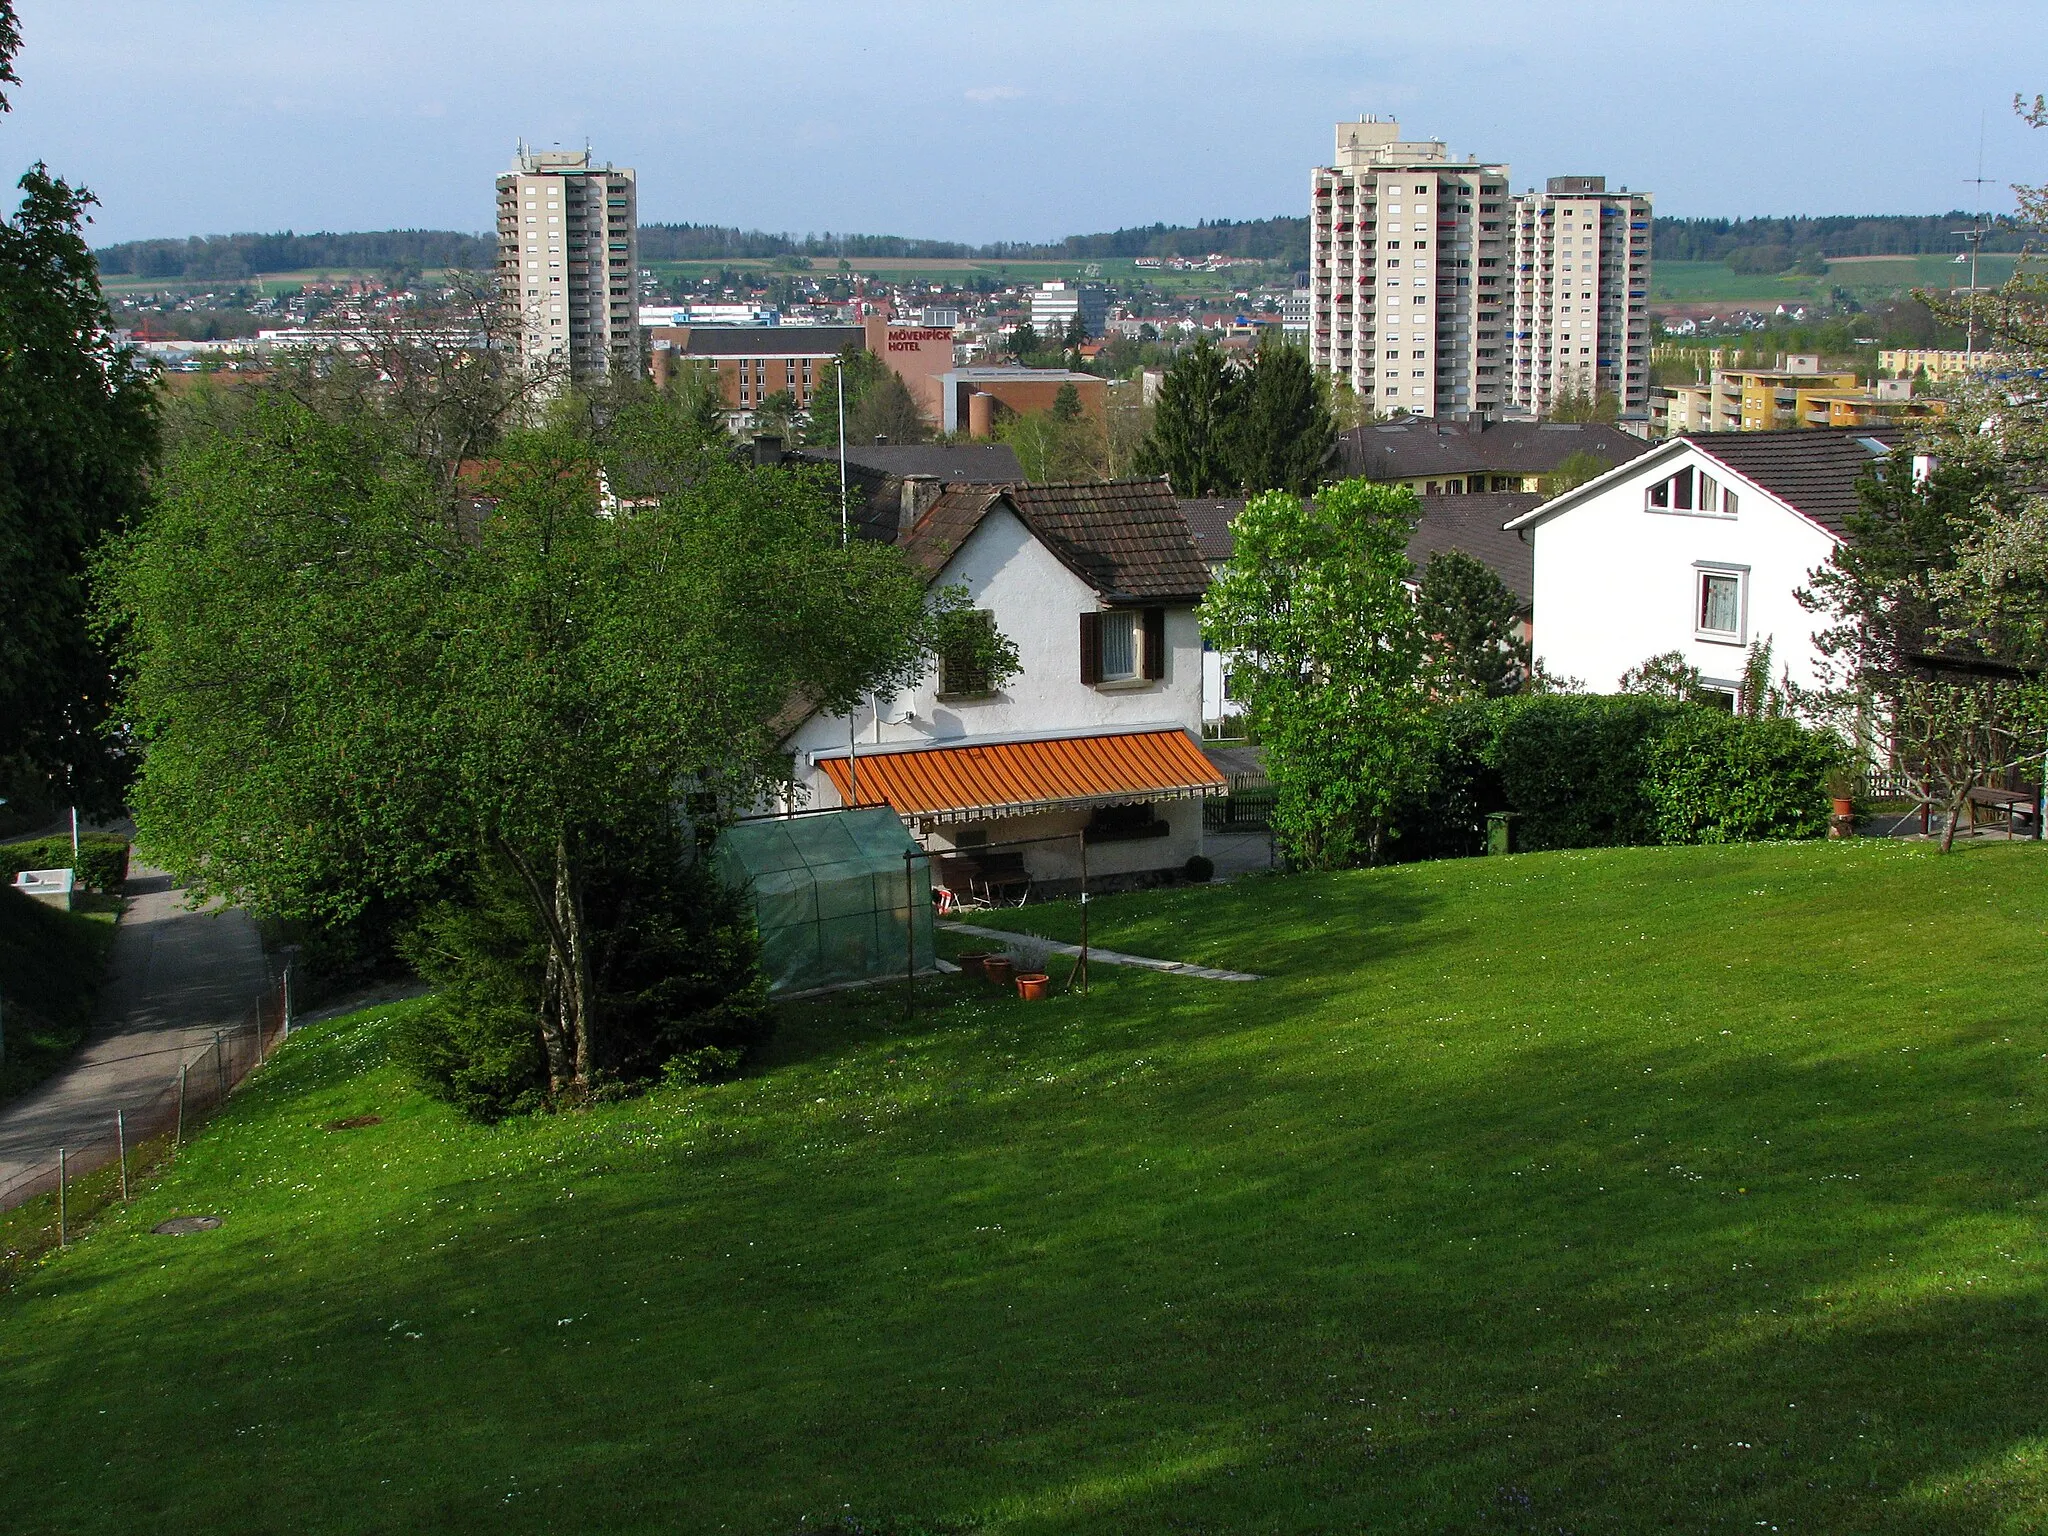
[5, 0, 2043, 248]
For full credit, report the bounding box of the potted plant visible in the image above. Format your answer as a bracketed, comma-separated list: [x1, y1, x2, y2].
[1826, 766, 1859, 827]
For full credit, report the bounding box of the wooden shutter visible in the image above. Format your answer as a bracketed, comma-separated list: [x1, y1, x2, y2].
[1142, 607, 1166, 680]
[1079, 611, 1102, 685]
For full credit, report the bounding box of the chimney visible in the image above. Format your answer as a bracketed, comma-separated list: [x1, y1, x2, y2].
[899, 474, 942, 528]
[873, 434, 889, 446]
[752, 435, 784, 467]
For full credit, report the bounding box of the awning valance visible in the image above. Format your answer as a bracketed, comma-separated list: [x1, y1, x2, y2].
[819, 728, 1227, 828]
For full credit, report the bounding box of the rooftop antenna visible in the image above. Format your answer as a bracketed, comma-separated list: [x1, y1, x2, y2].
[1953, 118, 1995, 362]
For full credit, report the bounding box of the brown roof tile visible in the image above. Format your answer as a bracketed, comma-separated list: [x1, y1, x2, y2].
[1685, 426, 1898, 536]
[1337, 418, 1655, 480]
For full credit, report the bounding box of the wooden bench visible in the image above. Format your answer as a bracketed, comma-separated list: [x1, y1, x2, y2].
[1966, 785, 2042, 838]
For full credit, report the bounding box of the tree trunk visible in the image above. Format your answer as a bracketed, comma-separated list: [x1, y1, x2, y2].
[551, 832, 595, 1088]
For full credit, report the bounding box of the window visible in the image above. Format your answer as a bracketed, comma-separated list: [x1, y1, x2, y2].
[1696, 565, 1747, 642]
[1646, 463, 1737, 515]
[1080, 608, 1165, 685]
[937, 609, 1001, 698]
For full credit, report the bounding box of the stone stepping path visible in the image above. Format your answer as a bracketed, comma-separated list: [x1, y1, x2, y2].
[938, 921, 1261, 982]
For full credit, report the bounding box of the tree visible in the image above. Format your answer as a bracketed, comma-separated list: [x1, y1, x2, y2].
[751, 389, 798, 441]
[103, 388, 936, 1103]
[1619, 651, 1710, 702]
[848, 371, 933, 445]
[1201, 478, 1429, 868]
[1546, 387, 1619, 424]
[1008, 322, 1041, 361]
[1231, 332, 1335, 495]
[1537, 449, 1614, 499]
[802, 347, 886, 447]
[0, 3, 159, 815]
[997, 402, 1104, 483]
[1061, 311, 1089, 350]
[1133, 335, 1243, 496]
[1416, 550, 1530, 698]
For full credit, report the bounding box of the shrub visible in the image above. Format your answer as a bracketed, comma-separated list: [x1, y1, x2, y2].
[0, 834, 130, 893]
[1645, 711, 1842, 844]
[1182, 854, 1215, 883]
[1384, 697, 1516, 862]
[394, 839, 772, 1120]
[1494, 694, 1681, 851]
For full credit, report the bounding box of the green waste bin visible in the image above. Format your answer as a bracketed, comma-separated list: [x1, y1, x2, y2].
[1485, 812, 1517, 856]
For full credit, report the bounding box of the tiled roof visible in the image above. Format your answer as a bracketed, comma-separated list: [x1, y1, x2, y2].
[789, 443, 1024, 483]
[1408, 493, 1540, 606]
[1686, 427, 1899, 536]
[1159, 491, 1536, 605]
[1178, 498, 1245, 563]
[898, 479, 1211, 604]
[1336, 419, 1654, 480]
[818, 727, 1225, 824]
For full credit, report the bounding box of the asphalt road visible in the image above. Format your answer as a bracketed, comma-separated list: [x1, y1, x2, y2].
[0, 866, 269, 1194]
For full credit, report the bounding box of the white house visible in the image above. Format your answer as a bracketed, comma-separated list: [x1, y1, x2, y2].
[782, 480, 1225, 896]
[1504, 426, 1901, 703]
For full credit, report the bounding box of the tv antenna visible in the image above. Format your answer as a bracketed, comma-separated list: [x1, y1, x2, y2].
[1951, 115, 1994, 361]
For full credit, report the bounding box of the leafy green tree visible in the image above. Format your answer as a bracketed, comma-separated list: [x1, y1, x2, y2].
[802, 347, 887, 447]
[1618, 651, 1710, 702]
[752, 389, 798, 441]
[1231, 332, 1335, 494]
[1008, 322, 1041, 360]
[997, 404, 1103, 483]
[847, 371, 932, 445]
[1201, 478, 1429, 867]
[1061, 311, 1089, 349]
[1546, 387, 1619, 424]
[1050, 381, 1083, 423]
[1537, 449, 1614, 499]
[1133, 335, 1243, 496]
[104, 390, 935, 1101]
[0, 4, 158, 813]
[1416, 550, 1530, 698]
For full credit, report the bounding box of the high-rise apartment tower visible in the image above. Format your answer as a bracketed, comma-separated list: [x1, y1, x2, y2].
[1506, 176, 1652, 418]
[496, 144, 640, 386]
[1308, 118, 1511, 419]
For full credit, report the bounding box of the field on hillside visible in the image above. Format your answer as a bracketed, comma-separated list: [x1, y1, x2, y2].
[1649, 256, 2024, 313]
[3, 840, 2047, 1534]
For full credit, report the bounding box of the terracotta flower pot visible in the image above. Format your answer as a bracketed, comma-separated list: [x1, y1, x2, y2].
[1832, 797, 1855, 819]
[1015, 972, 1050, 1001]
[953, 952, 994, 978]
[982, 956, 1014, 988]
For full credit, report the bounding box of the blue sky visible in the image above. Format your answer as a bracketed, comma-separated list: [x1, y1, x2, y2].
[7, 0, 2041, 247]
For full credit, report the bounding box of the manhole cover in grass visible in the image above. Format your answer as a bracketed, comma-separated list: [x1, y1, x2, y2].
[323, 1115, 383, 1131]
[152, 1216, 222, 1236]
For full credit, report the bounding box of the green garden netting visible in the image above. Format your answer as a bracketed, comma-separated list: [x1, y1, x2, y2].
[714, 808, 934, 996]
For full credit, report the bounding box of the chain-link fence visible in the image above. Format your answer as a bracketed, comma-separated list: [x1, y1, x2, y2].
[0, 975, 289, 1275]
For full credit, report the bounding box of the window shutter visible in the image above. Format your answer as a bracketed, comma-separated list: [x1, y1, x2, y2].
[1079, 611, 1102, 685]
[1142, 607, 1166, 680]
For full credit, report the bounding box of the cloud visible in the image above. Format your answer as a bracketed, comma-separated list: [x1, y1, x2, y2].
[963, 85, 1024, 103]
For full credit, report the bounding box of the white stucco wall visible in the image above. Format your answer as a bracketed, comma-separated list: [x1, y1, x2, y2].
[781, 506, 1208, 877]
[1525, 446, 1842, 697]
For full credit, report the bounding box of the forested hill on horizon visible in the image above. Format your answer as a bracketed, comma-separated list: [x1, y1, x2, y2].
[93, 211, 2035, 281]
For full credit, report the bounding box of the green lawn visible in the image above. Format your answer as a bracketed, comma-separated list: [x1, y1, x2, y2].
[4, 840, 2047, 1533]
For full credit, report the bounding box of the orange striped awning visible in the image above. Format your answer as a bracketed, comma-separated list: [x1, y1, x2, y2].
[819, 729, 1227, 827]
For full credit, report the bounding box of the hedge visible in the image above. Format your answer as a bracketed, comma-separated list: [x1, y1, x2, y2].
[1387, 696, 1839, 860]
[0, 835, 132, 894]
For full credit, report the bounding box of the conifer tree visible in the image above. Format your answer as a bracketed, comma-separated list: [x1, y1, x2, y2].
[1133, 335, 1243, 496]
[1232, 332, 1335, 495]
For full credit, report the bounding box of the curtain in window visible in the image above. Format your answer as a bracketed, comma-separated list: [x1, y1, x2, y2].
[1699, 573, 1740, 634]
[1100, 612, 1137, 678]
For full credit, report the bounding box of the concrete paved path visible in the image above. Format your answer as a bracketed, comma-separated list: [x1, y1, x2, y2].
[939, 921, 1261, 982]
[0, 866, 269, 1193]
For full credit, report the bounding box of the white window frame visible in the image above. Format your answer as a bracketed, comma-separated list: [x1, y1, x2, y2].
[1694, 562, 1749, 645]
[1645, 460, 1738, 518]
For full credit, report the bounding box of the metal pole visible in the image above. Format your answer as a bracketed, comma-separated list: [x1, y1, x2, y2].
[176, 1064, 187, 1148]
[214, 1030, 227, 1105]
[116, 1109, 129, 1203]
[1078, 833, 1090, 997]
[70, 805, 80, 865]
[57, 1147, 67, 1247]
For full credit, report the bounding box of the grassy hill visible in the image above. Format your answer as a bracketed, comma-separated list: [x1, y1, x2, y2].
[3, 839, 2046, 1533]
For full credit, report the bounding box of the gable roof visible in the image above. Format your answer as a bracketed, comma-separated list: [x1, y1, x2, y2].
[826, 443, 1025, 483]
[1502, 426, 1901, 538]
[1336, 418, 1655, 481]
[1678, 426, 1899, 536]
[1175, 498, 1244, 564]
[899, 479, 1211, 604]
[1409, 493, 1540, 605]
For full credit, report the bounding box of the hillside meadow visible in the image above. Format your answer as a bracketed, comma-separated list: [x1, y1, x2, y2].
[1, 839, 2045, 1533]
